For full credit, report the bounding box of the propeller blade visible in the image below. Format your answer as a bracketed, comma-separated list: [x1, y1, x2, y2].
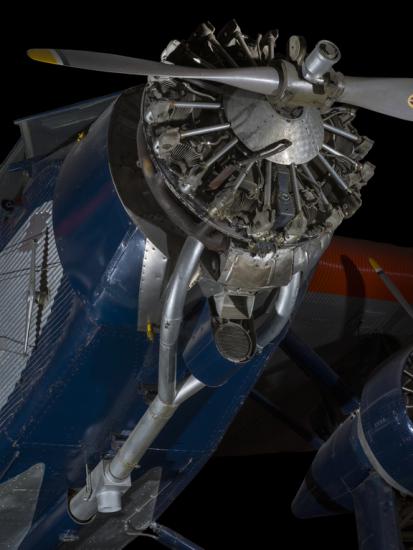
[27, 49, 280, 96]
[369, 257, 413, 319]
[340, 76, 413, 121]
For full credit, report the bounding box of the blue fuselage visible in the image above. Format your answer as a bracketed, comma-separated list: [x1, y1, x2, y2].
[0, 94, 283, 548]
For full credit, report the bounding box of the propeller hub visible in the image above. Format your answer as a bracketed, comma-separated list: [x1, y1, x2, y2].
[224, 89, 324, 165]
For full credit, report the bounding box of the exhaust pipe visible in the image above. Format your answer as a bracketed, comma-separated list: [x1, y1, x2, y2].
[69, 237, 205, 522]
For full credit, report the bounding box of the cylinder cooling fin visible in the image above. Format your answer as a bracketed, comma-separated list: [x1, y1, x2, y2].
[140, 23, 375, 257]
[100, 21, 378, 366]
[135, 22, 376, 358]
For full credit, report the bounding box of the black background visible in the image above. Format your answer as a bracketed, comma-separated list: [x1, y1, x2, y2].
[1, 4, 411, 548]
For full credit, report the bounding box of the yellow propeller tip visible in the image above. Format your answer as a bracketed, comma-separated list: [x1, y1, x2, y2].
[27, 49, 61, 65]
[368, 257, 382, 272]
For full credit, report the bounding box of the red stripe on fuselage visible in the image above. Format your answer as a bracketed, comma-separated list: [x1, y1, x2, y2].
[309, 236, 413, 302]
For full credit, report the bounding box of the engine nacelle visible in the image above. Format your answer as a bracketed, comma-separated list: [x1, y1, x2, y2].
[292, 345, 413, 518]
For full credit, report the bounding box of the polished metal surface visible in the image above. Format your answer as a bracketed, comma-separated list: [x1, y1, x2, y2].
[70, 237, 206, 522]
[322, 143, 360, 169]
[109, 388, 178, 483]
[340, 76, 413, 122]
[72, 468, 163, 549]
[317, 153, 350, 192]
[287, 35, 307, 64]
[29, 49, 281, 96]
[0, 463, 45, 549]
[302, 40, 341, 84]
[204, 137, 239, 169]
[179, 137, 239, 194]
[70, 374, 206, 522]
[143, 53, 371, 248]
[28, 42, 413, 121]
[171, 100, 221, 109]
[214, 292, 255, 320]
[93, 462, 132, 514]
[289, 164, 302, 212]
[181, 123, 230, 139]
[218, 246, 295, 290]
[301, 163, 318, 185]
[158, 237, 205, 405]
[323, 122, 360, 143]
[224, 90, 324, 165]
[173, 375, 206, 407]
[18, 22, 392, 545]
[257, 271, 301, 350]
[137, 239, 168, 332]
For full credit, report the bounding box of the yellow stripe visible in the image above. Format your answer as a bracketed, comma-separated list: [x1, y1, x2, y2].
[368, 257, 382, 272]
[146, 321, 154, 343]
[27, 49, 60, 65]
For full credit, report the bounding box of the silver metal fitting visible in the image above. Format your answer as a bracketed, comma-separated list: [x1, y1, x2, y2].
[93, 460, 132, 514]
[69, 238, 205, 523]
[303, 40, 341, 84]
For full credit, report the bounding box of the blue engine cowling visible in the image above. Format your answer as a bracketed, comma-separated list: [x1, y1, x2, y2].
[292, 345, 413, 518]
